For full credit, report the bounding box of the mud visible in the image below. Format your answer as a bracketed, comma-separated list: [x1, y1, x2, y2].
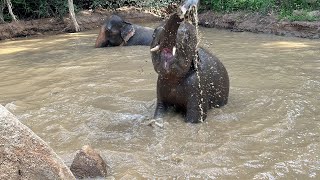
[1, 8, 319, 41]
[0, 7, 162, 40]
[198, 11, 320, 39]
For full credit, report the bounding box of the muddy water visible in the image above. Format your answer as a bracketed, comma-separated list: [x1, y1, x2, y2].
[1, 27, 320, 179]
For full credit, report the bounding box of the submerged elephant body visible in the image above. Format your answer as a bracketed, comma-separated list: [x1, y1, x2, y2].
[151, 13, 229, 123]
[95, 15, 154, 48]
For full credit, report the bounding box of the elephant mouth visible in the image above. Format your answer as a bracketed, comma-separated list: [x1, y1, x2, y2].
[151, 44, 177, 72]
[150, 13, 182, 72]
[161, 47, 176, 71]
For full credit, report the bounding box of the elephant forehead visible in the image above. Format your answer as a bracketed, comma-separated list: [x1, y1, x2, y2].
[177, 22, 195, 35]
[107, 19, 123, 30]
[107, 24, 120, 31]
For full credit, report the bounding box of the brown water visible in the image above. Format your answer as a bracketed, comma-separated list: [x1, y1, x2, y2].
[1, 27, 320, 179]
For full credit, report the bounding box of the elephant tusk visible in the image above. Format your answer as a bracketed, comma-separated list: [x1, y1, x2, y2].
[172, 46, 176, 56]
[150, 45, 160, 52]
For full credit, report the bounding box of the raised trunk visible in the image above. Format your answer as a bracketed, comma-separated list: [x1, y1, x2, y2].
[160, 13, 183, 51]
[68, 0, 80, 32]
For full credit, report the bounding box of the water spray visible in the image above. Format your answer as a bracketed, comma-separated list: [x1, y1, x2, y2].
[179, 0, 204, 122]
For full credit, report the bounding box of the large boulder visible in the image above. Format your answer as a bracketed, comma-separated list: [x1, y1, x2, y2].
[0, 105, 75, 180]
[70, 145, 108, 179]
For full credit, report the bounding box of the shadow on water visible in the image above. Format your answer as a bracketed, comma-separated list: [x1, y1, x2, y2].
[0, 26, 320, 178]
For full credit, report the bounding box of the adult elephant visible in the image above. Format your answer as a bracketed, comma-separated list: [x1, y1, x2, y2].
[150, 12, 229, 123]
[95, 15, 154, 48]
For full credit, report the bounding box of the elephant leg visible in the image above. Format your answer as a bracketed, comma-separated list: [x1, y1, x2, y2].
[154, 100, 169, 119]
[186, 92, 208, 123]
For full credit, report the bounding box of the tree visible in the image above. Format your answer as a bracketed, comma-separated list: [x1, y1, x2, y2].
[68, 0, 80, 32]
[5, 0, 17, 21]
[0, 0, 4, 23]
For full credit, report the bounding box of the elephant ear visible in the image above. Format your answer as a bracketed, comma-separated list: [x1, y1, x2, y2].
[120, 22, 136, 44]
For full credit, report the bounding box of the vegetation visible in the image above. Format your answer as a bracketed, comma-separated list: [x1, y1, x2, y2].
[0, 0, 319, 22]
[201, 0, 320, 21]
[0, 0, 181, 21]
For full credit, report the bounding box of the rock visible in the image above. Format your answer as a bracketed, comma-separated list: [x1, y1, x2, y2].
[293, 10, 305, 17]
[308, 10, 320, 18]
[0, 105, 75, 180]
[70, 145, 108, 179]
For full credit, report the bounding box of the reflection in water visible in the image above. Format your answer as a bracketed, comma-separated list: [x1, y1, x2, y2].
[0, 27, 320, 179]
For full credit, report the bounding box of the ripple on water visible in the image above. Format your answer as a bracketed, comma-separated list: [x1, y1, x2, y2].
[0, 28, 320, 178]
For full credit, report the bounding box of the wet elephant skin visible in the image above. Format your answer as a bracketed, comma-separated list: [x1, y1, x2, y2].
[150, 13, 230, 123]
[95, 15, 154, 48]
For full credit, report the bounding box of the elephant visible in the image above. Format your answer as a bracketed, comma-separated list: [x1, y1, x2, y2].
[150, 12, 229, 123]
[95, 15, 154, 48]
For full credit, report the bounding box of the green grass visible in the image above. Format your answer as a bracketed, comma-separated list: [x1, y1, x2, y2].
[201, 0, 320, 21]
[2, 0, 320, 22]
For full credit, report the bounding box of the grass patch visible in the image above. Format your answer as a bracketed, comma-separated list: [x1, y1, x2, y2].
[201, 0, 320, 21]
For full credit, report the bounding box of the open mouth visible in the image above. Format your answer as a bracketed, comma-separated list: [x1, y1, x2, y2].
[151, 41, 177, 71]
[161, 47, 176, 70]
[150, 13, 182, 71]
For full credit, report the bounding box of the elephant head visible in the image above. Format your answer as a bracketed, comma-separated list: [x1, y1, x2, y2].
[95, 15, 135, 48]
[150, 13, 198, 79]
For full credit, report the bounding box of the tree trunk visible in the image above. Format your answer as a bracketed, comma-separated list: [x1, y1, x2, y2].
[67, 0, 80, 32]
[0, 0, 5, 23]
[5, 0, 17, 21]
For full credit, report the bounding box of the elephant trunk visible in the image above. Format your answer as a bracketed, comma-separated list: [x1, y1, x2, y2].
[160, 13, 183, 51]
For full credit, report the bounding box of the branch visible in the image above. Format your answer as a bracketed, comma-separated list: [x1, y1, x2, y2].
[68, 0, 80, 32]
[5, 0, 17, 21]
[0, 0, 5, 23]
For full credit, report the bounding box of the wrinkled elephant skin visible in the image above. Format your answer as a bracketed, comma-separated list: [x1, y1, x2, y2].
[95, 15, 154, 48]
[150, 13, 229, 123]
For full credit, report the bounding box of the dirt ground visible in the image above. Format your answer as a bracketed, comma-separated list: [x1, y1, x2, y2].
[0, 7, 319, 40]
[0, 7, 163, 40]
[198, 11, 320, 39]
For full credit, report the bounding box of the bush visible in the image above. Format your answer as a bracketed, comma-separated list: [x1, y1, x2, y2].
[2, 0, 181, 21]
[201, 0, 275, 13]
[3, 0, 319, 22]
[201, 0, 320, 21]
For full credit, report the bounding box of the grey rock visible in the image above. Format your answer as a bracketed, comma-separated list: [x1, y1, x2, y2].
[308, 10, 320, 18]
[70, 145, 108, 179]
[0, 105, 76, 180]
[292, 10, 305, 17]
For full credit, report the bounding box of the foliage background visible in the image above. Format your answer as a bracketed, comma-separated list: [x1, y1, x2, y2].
[1, 0, 320, 21]
[1, 0, 181, 21]
[201, 0, 320, 20]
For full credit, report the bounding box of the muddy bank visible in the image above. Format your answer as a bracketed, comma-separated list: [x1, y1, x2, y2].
[0, 7, 161, 40]
[198, 11, 320, 39]
[1, 8, 319, 40]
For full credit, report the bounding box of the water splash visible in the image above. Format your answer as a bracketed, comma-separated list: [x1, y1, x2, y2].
[184, 2, 204, 122]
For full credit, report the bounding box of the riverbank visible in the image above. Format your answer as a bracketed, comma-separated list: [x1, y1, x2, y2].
[198, 11, 320, 39]
[0, 8, 319, 40]
[0, 7, 162, 40]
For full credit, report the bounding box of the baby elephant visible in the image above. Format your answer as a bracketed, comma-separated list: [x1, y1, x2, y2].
[150, 13, 229, 123]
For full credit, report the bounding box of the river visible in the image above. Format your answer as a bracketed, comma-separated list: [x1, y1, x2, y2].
[0, 26, 319, 179]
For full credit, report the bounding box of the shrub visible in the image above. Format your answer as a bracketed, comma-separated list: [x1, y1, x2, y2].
[201, 0, 320, 21]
